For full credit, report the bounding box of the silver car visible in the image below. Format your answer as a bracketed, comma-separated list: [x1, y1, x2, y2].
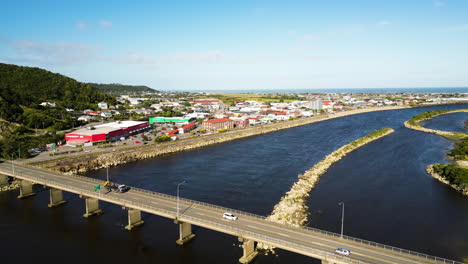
[335, 248, 350, 256]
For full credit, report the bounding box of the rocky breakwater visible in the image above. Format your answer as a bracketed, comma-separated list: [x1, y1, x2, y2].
[264, 128, 394, 228]
[403, 109, 468, 139]
[256, 128, 394, 251]
[426, 165, 468, 196]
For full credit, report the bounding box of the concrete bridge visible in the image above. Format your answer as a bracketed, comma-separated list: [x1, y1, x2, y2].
[0, 161, 463, 264]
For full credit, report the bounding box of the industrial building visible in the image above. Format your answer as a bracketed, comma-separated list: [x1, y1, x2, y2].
[65, 121, 149, 145]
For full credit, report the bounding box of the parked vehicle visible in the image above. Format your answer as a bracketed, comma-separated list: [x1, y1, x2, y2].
[222, 212, 237, 220]
[335, 248, 350, 256]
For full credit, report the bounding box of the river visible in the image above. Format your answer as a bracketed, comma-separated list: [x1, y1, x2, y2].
[1, 104, 467, 264]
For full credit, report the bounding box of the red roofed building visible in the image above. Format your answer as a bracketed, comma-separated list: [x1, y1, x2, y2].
[202, 118, 234, 131]
[188, 99, 220, 104]
[178, 122, 197, 134]
[265, 110, 288, 115]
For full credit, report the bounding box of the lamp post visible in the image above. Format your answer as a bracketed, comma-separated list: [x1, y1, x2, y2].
[339, 202, 344, 238]
[11, 154, 15, 175]
[176, 180, 186, 219]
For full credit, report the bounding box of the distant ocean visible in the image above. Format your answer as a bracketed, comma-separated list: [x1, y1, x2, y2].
[177, 87, 468, 94]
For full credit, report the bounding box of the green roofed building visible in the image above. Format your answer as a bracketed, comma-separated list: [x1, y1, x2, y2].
[149, 117, 195, 124]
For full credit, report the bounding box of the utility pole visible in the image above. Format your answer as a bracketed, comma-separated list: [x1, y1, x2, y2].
[177, 181, 186, 219]
[339, 202, 344, 238]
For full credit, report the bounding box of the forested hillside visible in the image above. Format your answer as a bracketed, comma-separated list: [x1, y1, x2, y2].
[0, 63, 115, 123]
[0, 63, 116, 159]
[88, 83, 156, 95]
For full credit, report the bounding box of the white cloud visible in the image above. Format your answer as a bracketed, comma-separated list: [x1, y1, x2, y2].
[99, 20, 112, 28]
[5, 39, 100, 65]
[76, 22, 87, 31]
[433, 0, 445, 7]
[377, 20, 391, 26]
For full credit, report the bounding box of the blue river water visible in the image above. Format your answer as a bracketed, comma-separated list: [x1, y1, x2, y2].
[421, 112, 468, 133]
[1, 104, 467, 264]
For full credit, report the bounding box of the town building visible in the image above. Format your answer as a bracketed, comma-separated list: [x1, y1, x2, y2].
[98, 102, 108, 110]
[65, 120, 149, 145]
[149, 117, 196, 125]
[202, 118, 234, 131]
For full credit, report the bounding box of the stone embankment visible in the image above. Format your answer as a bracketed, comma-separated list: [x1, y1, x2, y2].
[0, 181, 19, 192]
[426, 165, 468, 196]
[403, 109, 468, 138]
[265, 128, 394, 227]
[38, 106, 406, 174]
[256, 128, 394, 251]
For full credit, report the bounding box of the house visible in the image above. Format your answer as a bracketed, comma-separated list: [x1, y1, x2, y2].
[98, 102, 108, 110]
[40, 102, 56, 107]
[77, 115, 94, 122]
[101, 112, 113, 118]
[178, 122, 197, 134]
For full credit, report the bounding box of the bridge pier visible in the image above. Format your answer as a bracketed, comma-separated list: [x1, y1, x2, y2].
[238, 237, 258, 264]
[17, 180, 36, 199]
[81, 196, 103, 218]
[48, 188, 67, 208]
[0, 174, 9, 186]
[124, 208, 144, 230]
[174, 220, 196, 245]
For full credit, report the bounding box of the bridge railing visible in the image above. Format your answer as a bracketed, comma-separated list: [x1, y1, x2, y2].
[3, 162, 465, 264]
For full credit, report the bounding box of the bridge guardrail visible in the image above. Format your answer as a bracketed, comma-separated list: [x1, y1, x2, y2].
[2, 162, 464, 264]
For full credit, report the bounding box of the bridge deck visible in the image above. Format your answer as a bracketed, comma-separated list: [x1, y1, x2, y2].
[0, 161, 463, 264]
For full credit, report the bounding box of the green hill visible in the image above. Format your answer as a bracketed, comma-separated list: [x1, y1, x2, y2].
[0, 63, 115, 123]
[0, 63, 118, 159]
[89, 83, 157, 95]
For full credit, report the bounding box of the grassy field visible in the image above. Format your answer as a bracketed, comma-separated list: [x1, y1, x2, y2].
[209, 93, 303, 105]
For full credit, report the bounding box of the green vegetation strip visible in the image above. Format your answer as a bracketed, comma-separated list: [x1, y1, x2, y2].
[427, 164, 468, 195]
[404, 109, 468, 140]
[265, 128, 394, 228]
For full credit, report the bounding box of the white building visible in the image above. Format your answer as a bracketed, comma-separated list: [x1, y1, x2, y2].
[98, 102, 108, 110]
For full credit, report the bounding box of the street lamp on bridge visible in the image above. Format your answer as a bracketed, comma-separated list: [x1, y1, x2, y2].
[339, 202, 344, 238]
[177, 180, 187, 219]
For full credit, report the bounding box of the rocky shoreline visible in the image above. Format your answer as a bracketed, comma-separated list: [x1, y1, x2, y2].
[403, 109, 468, 138]
[426, 165, 468, 196]
[256, 128, 394, 251]
[265, 128, 394, 227]
[36, 106, 407, 174]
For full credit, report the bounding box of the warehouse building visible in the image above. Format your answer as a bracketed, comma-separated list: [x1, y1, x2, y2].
[65, 120, 149, 145]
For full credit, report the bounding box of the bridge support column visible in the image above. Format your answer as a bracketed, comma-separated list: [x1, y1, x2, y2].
[0, 174, 9, 186]
[82, 197, 102, 218]
[17, 180, 36, 199]
[238, 237, 258, 264]
[124, 208, 144, 230]
[174, 220, 196, 245]
[48, 188, 66, 208]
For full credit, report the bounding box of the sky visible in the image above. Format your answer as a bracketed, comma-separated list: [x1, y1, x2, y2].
[1, 0, 468, 91]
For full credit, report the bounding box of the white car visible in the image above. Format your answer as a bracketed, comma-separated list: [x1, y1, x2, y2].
[335, 248, 350, 256]
[222, 212, 238, 220]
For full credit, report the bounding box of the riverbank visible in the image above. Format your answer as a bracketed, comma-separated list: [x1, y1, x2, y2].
[33, 106, 407, 174]
[404, 109, 468, 196]
[426, 165, 468, 196]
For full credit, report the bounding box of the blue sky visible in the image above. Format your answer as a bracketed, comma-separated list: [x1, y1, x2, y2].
[1, 0, 467, 91]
